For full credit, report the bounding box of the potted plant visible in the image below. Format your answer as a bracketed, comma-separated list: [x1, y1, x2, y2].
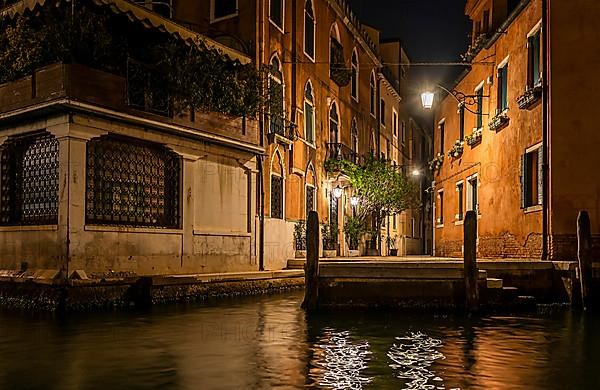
[344, 216, 365, 257]
[448, 139, 464, 158]
[322, 223, 339, 258]
[293, 221, 306, 258]
[387, 235, 398, 256]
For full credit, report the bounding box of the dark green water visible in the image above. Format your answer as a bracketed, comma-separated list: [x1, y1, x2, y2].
[1, 291, 599, 389]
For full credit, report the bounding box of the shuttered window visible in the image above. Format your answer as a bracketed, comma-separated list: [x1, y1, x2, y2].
[528, 30, 541, 87]
[520, 146, 543, 209]
[498, 64, 509, 112]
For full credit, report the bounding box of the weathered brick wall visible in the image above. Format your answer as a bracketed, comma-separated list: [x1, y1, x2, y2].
[478, 232, 542, 259]
[436, 232, 543, 259]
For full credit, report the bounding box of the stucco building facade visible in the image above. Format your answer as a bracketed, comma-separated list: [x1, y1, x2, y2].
[186, 0, 431, 268]
[432, 0, 600, 261]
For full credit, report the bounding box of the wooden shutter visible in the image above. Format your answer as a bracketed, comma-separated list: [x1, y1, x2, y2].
[537, 147, 544, 205]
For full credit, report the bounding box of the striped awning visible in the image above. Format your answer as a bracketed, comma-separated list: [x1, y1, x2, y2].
[0, 0, 251, 64]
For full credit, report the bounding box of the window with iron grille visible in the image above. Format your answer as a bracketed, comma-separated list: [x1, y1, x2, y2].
[306, 185, 315, 218]
[0, 132, 59, 225]
[86, 136, 181, 228]
[271, 175, 284, 219]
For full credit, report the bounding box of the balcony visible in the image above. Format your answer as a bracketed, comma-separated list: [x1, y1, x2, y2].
[462, 33, 489, 62]
[330, 39, 351, 87]
[326, 143, 358, 164]
[0, 63, 261, 149]
[517, 84, 542, 110]
[267, 116, 296, 145]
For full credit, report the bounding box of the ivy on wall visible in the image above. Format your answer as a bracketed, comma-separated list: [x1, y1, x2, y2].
[0, 2, 261, 117]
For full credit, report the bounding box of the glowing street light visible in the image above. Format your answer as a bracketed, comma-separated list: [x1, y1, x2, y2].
[350, 195, 360, 206]
[411, 168, 421, 177]
[421, 91, 435, 110]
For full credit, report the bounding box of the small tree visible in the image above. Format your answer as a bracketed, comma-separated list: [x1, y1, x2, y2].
[344, 216, 366, 250]
[348, 157, 419, 253]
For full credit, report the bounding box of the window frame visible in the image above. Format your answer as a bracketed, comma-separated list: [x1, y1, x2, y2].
[303, 0, 315, 61]
[303, 80, 315, 145]
[456, 181, 464, 223]
[210, 0, 239, 23]
[329, 102, 339, 144]
[497, 56, 510, 113]
[475, 81, 485, 130]
[370, 71, 376, 117]
[436, 189, 444, 227]
[527, 21, 542, 89]
[466, 173, 479, 214]
[351, 49, 359, 101]
[269, 0, 284, 32]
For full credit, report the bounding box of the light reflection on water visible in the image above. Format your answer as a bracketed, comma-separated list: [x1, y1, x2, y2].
[388, 332, 446, 390]
[0, 292, 599, 389]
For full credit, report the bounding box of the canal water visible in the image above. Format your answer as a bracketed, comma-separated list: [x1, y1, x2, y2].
[1, 291, 599, 389]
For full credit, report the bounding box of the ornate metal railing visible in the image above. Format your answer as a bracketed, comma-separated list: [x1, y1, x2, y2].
[0, 132, 59, 225]
[86, 135, 181, 228]
[326, 143, 358, 164]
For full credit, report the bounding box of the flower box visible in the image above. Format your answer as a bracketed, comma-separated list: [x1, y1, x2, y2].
[448, 140, 464, 158]
[489, 112, 509, 131]
[517, 84, 542, 109]
[465, 128, 482, 146]
[428, 153, 444, 172]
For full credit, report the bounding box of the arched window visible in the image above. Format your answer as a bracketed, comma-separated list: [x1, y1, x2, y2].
[329, 24, 345, 85]
[351, 118, 359, 159]
[0, 132, 59, 225]
[268, 55, 284, 135]
[270, 150, 284, 219]
[329, 102, 339, 144]
[370, 71, 376, 115]
[304, 0, 315, 59]
[86, 135, 181, 228]
[305, 164, 316, 218]
[351, 49, 359, 100]
[304, 80, 315, 144]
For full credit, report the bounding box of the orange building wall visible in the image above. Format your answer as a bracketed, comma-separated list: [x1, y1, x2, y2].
[433, 0, 543, 258]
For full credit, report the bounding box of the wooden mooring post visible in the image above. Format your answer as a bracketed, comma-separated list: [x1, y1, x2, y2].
[464, 210, 479, 312]
[302, 211, 319, 311]
[577, 210, 593, 310]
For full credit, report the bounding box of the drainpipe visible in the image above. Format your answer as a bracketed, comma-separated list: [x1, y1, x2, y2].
[541, 0, 549, 260]
[257, 154, 265, 271]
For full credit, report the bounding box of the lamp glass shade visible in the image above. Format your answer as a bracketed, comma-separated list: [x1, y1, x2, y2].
[332, 186, 343, 199]
[411, 169, 421, 176]
[421, 91, 435, 109]
[350, 196, 360, 206]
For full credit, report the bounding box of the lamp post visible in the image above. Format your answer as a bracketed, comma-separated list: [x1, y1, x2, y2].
[421, 84, 488, 115]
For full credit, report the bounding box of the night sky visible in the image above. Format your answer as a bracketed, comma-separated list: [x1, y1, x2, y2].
[349, 0, 471, 128]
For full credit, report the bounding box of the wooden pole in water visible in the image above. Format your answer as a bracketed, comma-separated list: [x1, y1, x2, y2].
[464, 210, 479, 312]
[577, 210, 593, 310]
[302, 211, 319, 311]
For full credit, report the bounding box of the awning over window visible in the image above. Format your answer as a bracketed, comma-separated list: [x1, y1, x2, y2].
[0, 0, 251, 64]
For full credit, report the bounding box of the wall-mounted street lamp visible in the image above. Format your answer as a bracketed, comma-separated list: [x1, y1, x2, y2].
[332, 185, 344, 199]
[350, 195, 360, 207]
[421, 84, 488, 115]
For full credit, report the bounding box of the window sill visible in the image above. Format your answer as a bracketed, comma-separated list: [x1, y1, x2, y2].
[84, 225, 183, 235]
[269, 19, 285, 34]
[436, 224, 444, 229]
[524, 205, 543, 214]
[210, 13, 239, 24]
[454, 220, 464, 226]
[0, 225, 58, 232]
[303, 51, 315, 63]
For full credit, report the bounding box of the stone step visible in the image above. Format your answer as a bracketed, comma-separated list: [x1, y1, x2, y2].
[286, 259, 306, 270]
[486, 278, 503, 289]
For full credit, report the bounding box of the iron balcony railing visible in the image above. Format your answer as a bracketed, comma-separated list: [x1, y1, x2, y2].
[326, 143, 359, 164]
